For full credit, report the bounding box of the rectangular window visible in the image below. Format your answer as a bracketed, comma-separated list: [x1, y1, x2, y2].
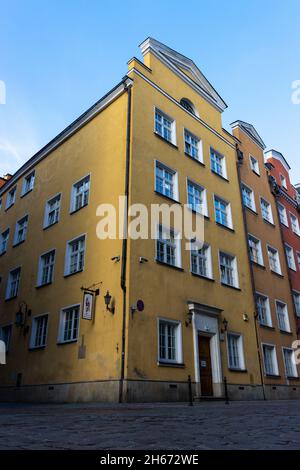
[44, 194, 61, 228]
[242, 184, 256, 211]
[30, 314, 48, 349]
[248, 235, 264, 265]
[256, 294, 272, 327]
[155, 161, 177, 200]
[5, 187, 16, 210]
[58, 306, 80, 343]
[0, 229, 9, 255]
[267, 245, 281, 274]
[13, 215, 28, 246]
[0, 325, 12, 352]
[280, 174, 287, 189]
[260, 198, 273, 224]
[155, 109, 175, 144]
[263, 344, 278, 376]
[71, 175, 90, 213]
[275, 301, 290, 332]
[249, 155, 260, 175]
[21, 171, 35, 196]
[290, 213, 300, 236]
[211, 149, 226, 177]
[156, 226, 180, 268]
[191, 243, 212, 278]
[65, 236, 86, 276]
[293, 291, 300, 317]
[214, 196, 232, 228]
[285, 244, 296, 270]
[283, 348, 297, 378]
[184, 130, 201, 161]
[5, 267, 21, 300]
[187, 180, 207, 215]
[158, 319, 181, 363]
[278, 202, 288, 226]
[219, 252, 238, 288]
[227, 333, 245, 370]
[37, 250, 55, 286]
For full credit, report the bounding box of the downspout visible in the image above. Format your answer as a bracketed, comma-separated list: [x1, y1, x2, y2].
[235, 144, 266, 400]
[119, 81, 132, 403]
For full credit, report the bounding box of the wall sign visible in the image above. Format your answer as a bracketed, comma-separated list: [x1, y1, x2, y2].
[82, 292, 94, 320]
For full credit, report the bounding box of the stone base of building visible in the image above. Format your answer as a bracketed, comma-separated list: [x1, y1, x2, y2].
[0, 379, 299, 403]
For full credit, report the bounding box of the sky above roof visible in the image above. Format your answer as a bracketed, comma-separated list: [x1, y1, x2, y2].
[1, 0, 299, 182]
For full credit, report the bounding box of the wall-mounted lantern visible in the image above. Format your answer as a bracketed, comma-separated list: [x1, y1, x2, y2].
[104, 291, 115, 314]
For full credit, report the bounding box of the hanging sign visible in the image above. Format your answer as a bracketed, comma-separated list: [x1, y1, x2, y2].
[82, 291, 94, 320]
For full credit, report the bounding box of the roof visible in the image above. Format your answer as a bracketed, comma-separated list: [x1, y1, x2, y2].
[264, 149, 291, 172]
[139, 37, 227, 112]
[230, 120, 266, 150]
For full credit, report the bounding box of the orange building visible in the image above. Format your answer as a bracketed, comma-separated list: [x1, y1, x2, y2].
[232, 121, 300, 398]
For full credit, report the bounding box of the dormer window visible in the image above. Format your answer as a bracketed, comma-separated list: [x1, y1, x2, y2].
[180, 98, 197, 116]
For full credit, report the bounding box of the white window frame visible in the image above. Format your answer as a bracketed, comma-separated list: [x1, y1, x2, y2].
[70, 174, 91, 214]
[282, 347, 298, 378]
[267, 244, 282, 275]
[37, 249, 56, 287]
[5, 186, 16, 210]
[13, 215, 28, 246]
[289, 212, 300, 236]
[249, 155, 260, 175]
[5, 266, 21, 300]
[64, 234, 86, 276]
[183, 128, 203, 162]
[260, 197, 274, 224]
[57, 304, 80, 344]
[154, 107, 176, 145]
[43, 193, 61, 228]
[219, 251, 239, 288]
[186, 178, 208, 216]
[0, 228, 9, 255]
[256, 292, 272, 327]
[0, 324, 12, 352]
[248, 234, 264, 266]
[21, 171, 35, 196]
[155, 160, 179, 201]
[241, 183, 256, 212]
[210, 148, 227, 179]
[285, 243, 296, 271]
[29, 313, 49, 349]
[190, 242, 213, 279]
[156, 225, 181, 268]
[262, 343, 279, 376]
[277, 202, 288, 226]
[214, 195, 233, 229]
[275, 300, 290, 332]
[157, 317, 183, 364]
[293, 290, 300, 317]
[280, 173, 287, 189]
[227, 332, 246, 371]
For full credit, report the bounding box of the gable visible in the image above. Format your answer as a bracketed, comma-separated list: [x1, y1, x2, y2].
[231, 120, 266, 150]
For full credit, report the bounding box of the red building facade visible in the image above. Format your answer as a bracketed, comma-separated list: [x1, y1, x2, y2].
[266, 150, 300, 337]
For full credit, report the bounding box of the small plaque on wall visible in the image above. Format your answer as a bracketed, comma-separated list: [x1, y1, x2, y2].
[82, 292, 93, 320]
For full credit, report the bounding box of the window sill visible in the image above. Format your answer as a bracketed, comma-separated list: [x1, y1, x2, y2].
[154, 131, 178, 149]
[0, 251, 7, 257]
[70, 203, 88, 215]
[12, 240, 25, 248]
[270, 270, 284, 278]
[43, 221, 59, 231]
[4, 205, 15, 212]
[211, 170, 229, 182]
[251, 260, 266, 270]
[265, 374, 281, 379]
[36, 282, 53, 289]
[287, 376, 300, 380]
[191, 272, 215, 282]
[279, 329, 293, 335]
[154, 191, 180, 205]
[29, 345, 46, 351]
[155, 260, 184, 272]
[57, 339, 78, 346]
[221, 283, 241, 291]
[64, 269, 84, 278]
[245, 206, 258, 216]
[228, 368, 248, 373]
[158, 361, 185, 368]
[251, 170, 260, 177]
[184, 152, 205, 167]
[263, 219, 275, 228]
[259, 324, 275, 330]
[20, 188, 33, 198]
[187, 206, 209, 219]
[5, 296, 18, 302]
[216, 222, 235, 233]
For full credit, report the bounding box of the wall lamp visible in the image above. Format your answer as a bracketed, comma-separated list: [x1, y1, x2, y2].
[104, 291, 115, 314]
[15, 301, 31, 334]
[221, 317, 228, 333]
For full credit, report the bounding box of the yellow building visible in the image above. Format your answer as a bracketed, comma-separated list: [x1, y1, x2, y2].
[0, 38, 264, 402]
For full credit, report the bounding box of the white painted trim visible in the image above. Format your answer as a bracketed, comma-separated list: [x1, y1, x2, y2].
[36, 248, 56, 287]
[43, 192, 62, 229]
[57, 303, 81, 344]
[241, 181, 257, 212]
[248, 232, 264, 266]
[183, 127, 203, 163]
[154, 159, 179, 202]
[213, 193, 233, 229]
[282, 346, 298, 378]
[69, 172, 91, 214]
[156, 317, 183, 364]
[274, 299, 291, 333]
[255, 291, 273, 327]
[261, 342, 279, 376]
[218, 249, 239, 289]
[266, 243, 282, 275]
[186, 177, 208, 217]
[64, 233, 87, 276]
[12, 214, 29, 246]
[29, 313, 49, 349]
[249, 154, 260, 175]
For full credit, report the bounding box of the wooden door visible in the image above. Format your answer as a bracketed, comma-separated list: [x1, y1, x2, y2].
[198, 335, 213, 396]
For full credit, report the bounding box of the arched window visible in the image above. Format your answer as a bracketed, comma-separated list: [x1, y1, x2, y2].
[180, 98, 197, 116]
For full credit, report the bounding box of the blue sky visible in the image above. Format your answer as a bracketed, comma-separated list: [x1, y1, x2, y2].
[1, 0, 300, 182]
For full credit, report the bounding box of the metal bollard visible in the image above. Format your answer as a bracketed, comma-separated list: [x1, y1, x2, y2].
[224, 376, 229, 405]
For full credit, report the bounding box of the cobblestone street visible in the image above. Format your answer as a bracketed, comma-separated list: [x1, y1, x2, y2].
[0, 400, 300, 450]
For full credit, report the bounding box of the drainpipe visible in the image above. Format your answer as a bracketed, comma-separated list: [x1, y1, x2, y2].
[235, 144, 266, 400]
[119, 81, 132, 403]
